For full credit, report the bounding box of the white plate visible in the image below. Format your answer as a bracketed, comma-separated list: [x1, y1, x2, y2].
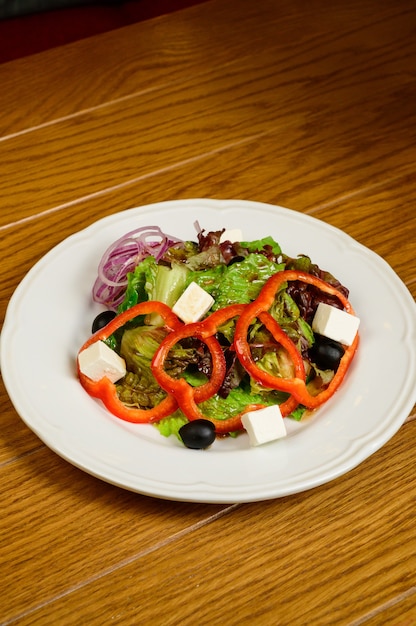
[2, 199, 415, 503]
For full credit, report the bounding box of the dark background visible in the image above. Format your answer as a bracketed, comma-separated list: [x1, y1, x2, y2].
[0, 0, 208, 63]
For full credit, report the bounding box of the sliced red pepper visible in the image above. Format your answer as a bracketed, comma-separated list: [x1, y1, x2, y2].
[151, 326, 226, 403]
[79, 372, 178, 424]
[234, 270, 359, 410]
[77, 301, 182, 423]
[151, 303, 266, 433]
[151, 305, 246, 404]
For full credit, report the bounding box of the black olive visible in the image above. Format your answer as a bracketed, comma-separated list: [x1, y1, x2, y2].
[227, 255, 245, 266]
[179, 419, 216, 449]
[92, 310, 117, 334]
[309, 334, 345, 371]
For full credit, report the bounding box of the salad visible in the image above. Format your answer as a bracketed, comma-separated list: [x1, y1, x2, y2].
[77, 224, 359, 448]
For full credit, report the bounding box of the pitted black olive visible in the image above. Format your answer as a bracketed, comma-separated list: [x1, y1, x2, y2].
[179, 419, 216, 449]
[227, 255, 245, 266]
[92, 310, 117, 334]
[309, 334, 345, 371]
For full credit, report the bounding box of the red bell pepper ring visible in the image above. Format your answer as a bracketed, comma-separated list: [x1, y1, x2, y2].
[151, 304, 246, 403]
[77, 301, 182, 423]
[152, 303, 266, 433]
[151, 305, 249, 400]
[234, 270, 359, 410]
[151, 327, 226, 404]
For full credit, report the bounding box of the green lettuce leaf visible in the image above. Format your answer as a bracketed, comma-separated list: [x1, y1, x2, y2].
[198, 385, 283, 420]
[240, 235, 282, 256]
[118, 255, 189, 324]
[189, 253, 285, 310]
[155, 412, 188, 439]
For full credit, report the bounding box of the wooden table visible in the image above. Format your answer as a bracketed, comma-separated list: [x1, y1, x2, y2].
[1, 0, 415, 623]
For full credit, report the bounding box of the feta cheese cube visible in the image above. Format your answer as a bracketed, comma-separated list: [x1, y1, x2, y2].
[312, 302, 360, 346]
[78, 340, 126, 383]
[219, 229, 243, 243]
[172, 282, 214, 323]
[241, 405, 287, 446]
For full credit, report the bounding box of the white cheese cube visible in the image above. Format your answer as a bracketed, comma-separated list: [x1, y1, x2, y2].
[241, 405, 287, 446]
[312, 302, 360, 346]
[219, 229, 243, 243]
[78, 340, 126, 383]
[172, 282, 214, 323]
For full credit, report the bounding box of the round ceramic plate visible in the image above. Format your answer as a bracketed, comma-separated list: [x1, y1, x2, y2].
[1, 199, 415, 503]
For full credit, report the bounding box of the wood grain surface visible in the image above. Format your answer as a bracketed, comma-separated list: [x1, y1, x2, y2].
[1, 0, 415, 624]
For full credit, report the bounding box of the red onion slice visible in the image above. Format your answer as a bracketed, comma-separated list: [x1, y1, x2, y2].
[92, 225, 184, 308]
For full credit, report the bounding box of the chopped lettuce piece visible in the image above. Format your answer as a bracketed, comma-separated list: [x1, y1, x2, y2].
[189, 253, 285, 310]
[155, 412, 188, 439]
[117, 325, 168, 409]
[120, 325, 167, 366]
[290, 405, 307, 421]
[182, 370, 209, 387]
[118, 255, 155, 312]
[268, 289, 314, 353]
[149, 262, 189, 312]
[185, 265, 226, 297]
[240, 236, 282, 256]
[120, 324, 198, 379]
[198, 386, 284, 421]
[118, 256, 189, 324]
[184, 244, 224, 271]
[117, 324, 200, 410]
[254, 349, 295, 382]
[297, 317, 314, 347]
